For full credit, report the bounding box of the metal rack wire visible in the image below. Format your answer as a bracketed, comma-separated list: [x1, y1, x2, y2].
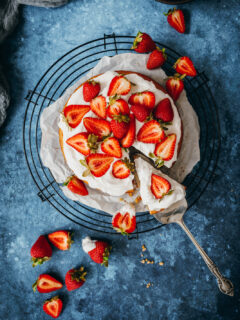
[23, 34, 221, 236]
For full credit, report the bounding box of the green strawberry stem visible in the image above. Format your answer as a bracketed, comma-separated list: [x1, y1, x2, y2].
[31, 256, 50, 268]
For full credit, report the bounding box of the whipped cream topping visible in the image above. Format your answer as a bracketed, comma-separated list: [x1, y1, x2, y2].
[135, 158, 186, 212]
[116, 202, 136, 217]
[59, 71, 182, 197]
[82, 236, 96, 253]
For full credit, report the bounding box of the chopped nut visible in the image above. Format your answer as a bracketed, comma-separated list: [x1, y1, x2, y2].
[142, 244, 146, 252]
[119, 198, 124, 201]
[159, 262, 164, 266]
[146, 283, 151, 288]
[151, 260, 154, 264]
[145, 258, 148, 262]
[140, 253, 143, 257]
[141, 259, 145, 264]
[135, 196, 142, 204]
[147, 261, 151, 264]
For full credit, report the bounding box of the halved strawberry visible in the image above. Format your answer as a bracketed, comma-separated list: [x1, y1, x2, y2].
[90, 95, 107, 119]
[63, 105, 90, 128]
[82, 237, 111, 267]
[107, 96, 130, 118]
[66, 132, 90, 156]
[131, 31, 156, 53]
[165, 8, 185, 33]
[65, 176, 89, 196]
[165, 74, 185, 101]
[147, 47, 167, 70]
[83, 80, 100, 102]
[86, 153, 114, 177]
[121, 114, 136, 148]
[101, 137, 122, 158]
[137, 120, 165, 144]
[33, 274, 63, 293]
[112, 212, 136, 234]
[131, 104, 150, 122]
[108, 76, 131, 96]
[151, 174, 171, 199]
[83, 117, 111, 139]
[48, 230, 74, 250]
[154, 98, 174, 122]
[154, 134, 176, 161]
[43, 296, 63, 319]
[110, 114, 130, 139]
[112, 160, 131, 179]
[173, 57, 196, 77]
[128, 91, 155, 109]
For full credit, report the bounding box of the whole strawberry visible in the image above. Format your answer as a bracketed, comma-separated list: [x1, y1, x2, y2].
[131, 31, 156, 53]
[30, 235, 52, 267]
[110, 114, 130, 139]
[83, 80, 100, 102]
[65, 267, 87, 291]
[147, 47, 167, 70]
[82, 236, 111, 267]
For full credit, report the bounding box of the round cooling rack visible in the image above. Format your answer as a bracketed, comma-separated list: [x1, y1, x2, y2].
[23, 34, 221, 237]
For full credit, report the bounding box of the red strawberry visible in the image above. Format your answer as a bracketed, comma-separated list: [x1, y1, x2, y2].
[82, 237, 111, 267]
[112, 160, 131, 179]
[64, 176, 89, 196]
[165, 8, 185, 33]
[131, 31, 156, 53]
[65, 267, 86, 291]
[165, 75, 185, 101]
[86, 153, 114, 177]
[108, 76, 131, 96]
[147, 47, 167, 70]
[112, 212, 136, 234]
[101, 137, 122, 158]
[137, 120, 165, 144]
[107, 96, 130, 118]
[63, 105, 90, 128]
[83, 80, 100, 102]
[154, 134, 176, 161]
[83, 117, 111, 139]
[151, 174, 171, 199]
[66, 132, 90, 156]
[43, 296, 63, 319]
[30, 235, 52, 267]
[121, 114, 136, 148]
[110, 114, 130, 139]
[173, 57, 196, 77]
[48, 230, 74, 250]
[90, 95, 107, 119]
[128, 91, 155, 109]
[33, 274, 63, 293]
[131, 104, 150, 122]
[154, 98, 174, 122]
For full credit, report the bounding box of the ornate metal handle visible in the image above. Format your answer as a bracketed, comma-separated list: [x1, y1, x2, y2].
[176, 219, 234, 296]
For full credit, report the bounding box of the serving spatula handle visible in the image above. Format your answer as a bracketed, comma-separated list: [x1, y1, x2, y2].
[176, 219, 234, 296]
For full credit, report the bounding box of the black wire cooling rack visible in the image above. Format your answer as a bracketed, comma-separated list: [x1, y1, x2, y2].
[23, 34, 221, 237]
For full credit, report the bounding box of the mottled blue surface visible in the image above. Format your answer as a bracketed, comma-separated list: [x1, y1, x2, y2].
[0, 0, 239, 319]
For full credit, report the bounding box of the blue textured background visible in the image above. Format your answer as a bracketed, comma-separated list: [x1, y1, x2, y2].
[0, 0, 239, 319]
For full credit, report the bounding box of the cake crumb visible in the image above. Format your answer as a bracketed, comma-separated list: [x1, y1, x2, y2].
[119, 198, 124, 201]
[142, 244, 146, 252]
[159, 262, 164, 266]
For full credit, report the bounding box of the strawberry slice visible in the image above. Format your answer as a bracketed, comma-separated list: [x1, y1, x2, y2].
[128, 91, 155, 109]
[65, 176, 89, 196]
[147, 47, 167, 70]
[63, 105, 90, 128]
[112, 212, 136, 234]
[86, 153, 114, 177]
[137, 120, 165, 144]
[131, 31, 156, 53]
[165, 8, 185, 34]
[121, 114, 136, 148]
[107, 96, 130, 118]
[165, 75, 185, 101]
[33, 274, 63, 293]
[112, 160, 131, 179]
[174, 57, 197, 77]
[151, 174, 171, 199]
[108, 76, 131, 96]
[101, 137, 122, 158]
[48, 230, 74, 250]
[131, 104, 150, 122]
[90, 95, 107, 119]
[66, 132, 90, 156]
[43, 296, 63, 319]
[83, 80, 100, 102]
[154, 134, 176, 161]
[83, 117, 111, 139]
[154, 98, 174, 122]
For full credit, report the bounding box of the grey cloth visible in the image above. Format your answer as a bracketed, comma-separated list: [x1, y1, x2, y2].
[0, 0, 69, 127]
